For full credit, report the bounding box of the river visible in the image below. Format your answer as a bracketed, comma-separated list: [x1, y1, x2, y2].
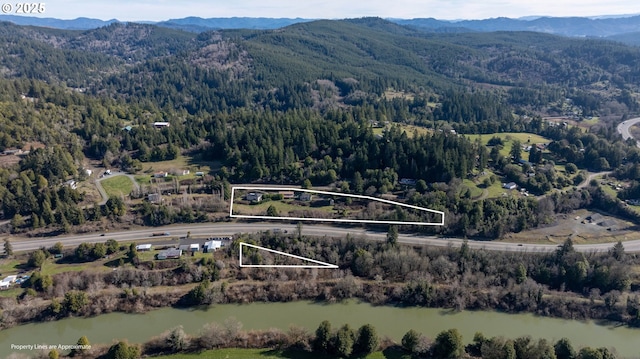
[1, 301, 639, 358]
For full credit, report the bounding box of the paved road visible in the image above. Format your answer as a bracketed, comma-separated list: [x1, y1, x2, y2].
[4, 222, 637, 254]
[617, 117, 640, 148]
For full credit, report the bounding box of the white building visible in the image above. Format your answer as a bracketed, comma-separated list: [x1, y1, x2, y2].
[64, 179, 77, 190]
[204, 240, 222, 253]
[0, 275, 17, 290]
[136, 244, 152, 251]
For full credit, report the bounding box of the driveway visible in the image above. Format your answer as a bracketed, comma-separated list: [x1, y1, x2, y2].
[94, 171, 140, 205]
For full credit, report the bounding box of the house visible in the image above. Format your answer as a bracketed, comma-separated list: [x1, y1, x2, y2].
[189, 243, 199, 252]
[279, 191, 295, 199]
[246, 192, 263, 202]
[203, 240, 222, 253]
[147, 193, 161, 204]
[154, 172, 168, 178]
[153, 122, 170, 128]
[503, 182, 517, 190]
[122, 125, 133, 132]
[157, 248, 182, 260]
[2, 149, 22, 156]
[136, 244, 152, 251]
[64, 179, 78, 190]
[299, 192, 313, 201]
[0, 275, 17, 290]
[399, 178, 417, 186]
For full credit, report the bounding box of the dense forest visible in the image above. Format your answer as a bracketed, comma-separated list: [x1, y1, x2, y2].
[0, 18, 640, 238]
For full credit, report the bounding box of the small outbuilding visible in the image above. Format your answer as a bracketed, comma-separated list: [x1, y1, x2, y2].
[246, 192, 263, 202]
[136, 244, 152, 251]
[203, 240, 222, 253]
[157, 248, 182, 260]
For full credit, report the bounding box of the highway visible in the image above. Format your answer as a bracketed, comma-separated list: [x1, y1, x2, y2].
[5, 222, 638, 254]
[8, 119, 640, 256]
[616, 117, 640, 148]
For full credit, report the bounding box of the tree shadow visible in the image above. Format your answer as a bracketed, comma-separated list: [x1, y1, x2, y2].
[381, 346, 413, 359]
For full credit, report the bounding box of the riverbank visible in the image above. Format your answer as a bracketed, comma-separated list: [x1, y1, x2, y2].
[1, 301, 638, 358]
[155, 348, 398, 359]
[1, 274, 637, 332]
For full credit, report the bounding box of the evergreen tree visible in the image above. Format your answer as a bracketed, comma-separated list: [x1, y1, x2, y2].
[511, 140, 522, 163]
[70, 336, 90, 357]
[354, 324, 379, 355]
[387, 225, 398, 246]
[432, 328, 464, 359]
[402, 329, 420, 353]
[3, 239, 13, 256]
[314, 320, 332, 353]
[554, 338, 577, 359]
[333, 324, 355, 358]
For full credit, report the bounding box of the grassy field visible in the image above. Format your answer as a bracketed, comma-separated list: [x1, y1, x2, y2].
[461, 179, 484, 198]
[0, 258, 21, 275]
[459, 170, 507, 200]
[0, 287, 22, 298]
[76, 180, 103, 205]
[141, 155, 221, 177]
[383, 89, 415, 101]
[101, 175, 135, 197]
[135, 175, 152, 185]
[157, 348, 410, 359]
[464, 132, 551, 157]
[372, 123, 431, 138]
[39, 259, 110, 276]
[233, 200, 334, 216]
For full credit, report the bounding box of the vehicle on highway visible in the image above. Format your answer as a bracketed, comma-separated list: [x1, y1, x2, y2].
[152, 232, 171, 236]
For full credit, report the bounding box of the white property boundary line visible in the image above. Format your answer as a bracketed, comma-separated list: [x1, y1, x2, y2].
[239, 242, 339, 268]
[230, 186, 445, 226]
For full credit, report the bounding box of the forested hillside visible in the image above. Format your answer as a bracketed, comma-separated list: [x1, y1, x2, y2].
[1, 18, 640, 238]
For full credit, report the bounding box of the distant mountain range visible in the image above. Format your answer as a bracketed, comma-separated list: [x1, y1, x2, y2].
[2, 14, 640, 40]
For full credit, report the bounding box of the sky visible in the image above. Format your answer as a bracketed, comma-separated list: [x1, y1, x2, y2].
[16, 0, 640, 21]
